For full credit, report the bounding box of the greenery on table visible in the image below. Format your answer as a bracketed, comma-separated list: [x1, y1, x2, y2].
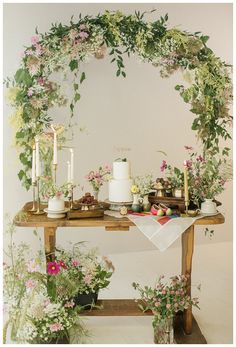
[5, 10, 232, 190]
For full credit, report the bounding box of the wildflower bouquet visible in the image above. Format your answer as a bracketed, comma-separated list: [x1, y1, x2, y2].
[133, 174, 154, 196]
[47, 243, 115, 302]
[85, 164, 112, 192]
[160, 160, 184, 189]
[133, 274, 200, 328]
[3, 223, 88, 344]
[40, 176, 74, 200]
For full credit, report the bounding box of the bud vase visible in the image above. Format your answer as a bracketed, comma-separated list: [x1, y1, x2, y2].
[154, 318, 174, 344]
[142, 194, 151, 212]
[200, 198, 217, 214]
[93, 189, 99, 201]
[131, 194, 141, 212]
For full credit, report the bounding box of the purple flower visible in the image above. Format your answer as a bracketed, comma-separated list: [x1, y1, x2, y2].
[160, 160, 167, 172]
[27, 88, 34, 97]
[183, 160, 192, 168]
[78, 31, 89, 39]
[31, 36, 39, 45]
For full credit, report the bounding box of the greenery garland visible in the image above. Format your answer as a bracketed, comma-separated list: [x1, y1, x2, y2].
[5, 10, 232, 190]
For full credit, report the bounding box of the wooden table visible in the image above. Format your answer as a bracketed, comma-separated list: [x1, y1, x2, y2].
[14, 202, 225, 344]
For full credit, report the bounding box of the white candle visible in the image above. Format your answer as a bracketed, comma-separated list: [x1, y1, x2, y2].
[51, 125, 57, 165]
[32, 146, 36, 183]
[70, 148, 74, 183]
[35, 137, 40, 177]
[184, 167, 189, 202]
[67, 161, 71, 183]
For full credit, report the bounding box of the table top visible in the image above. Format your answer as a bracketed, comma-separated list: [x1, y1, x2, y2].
[13, 202, 225, 229]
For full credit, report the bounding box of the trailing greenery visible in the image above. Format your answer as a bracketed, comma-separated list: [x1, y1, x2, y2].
[5, 10, 232, 190]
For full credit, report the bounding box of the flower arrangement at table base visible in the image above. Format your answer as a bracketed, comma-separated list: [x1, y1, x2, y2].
[3, 223, 89, 344]
[133, 274, 200, 344]
[46, 243, 115, 310]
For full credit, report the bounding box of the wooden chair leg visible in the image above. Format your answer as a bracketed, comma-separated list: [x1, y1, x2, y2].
[44, 227, 57, 262]
[181, 225, 194, 334]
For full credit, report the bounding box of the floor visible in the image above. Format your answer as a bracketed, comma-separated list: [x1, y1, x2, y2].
[83, 241, 233, 344]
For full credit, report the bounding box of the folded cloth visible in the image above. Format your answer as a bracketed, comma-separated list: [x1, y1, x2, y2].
[127, 214, 201, 251]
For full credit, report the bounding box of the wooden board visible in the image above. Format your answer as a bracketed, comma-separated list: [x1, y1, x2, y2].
[148, 193, 185, 212]
[80, 299, 206, 344]
[67, 209, 104, 219]
[14, 201, 225, 229]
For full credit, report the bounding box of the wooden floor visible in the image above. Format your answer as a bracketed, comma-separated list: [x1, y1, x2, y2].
[81, 299, 207, 344]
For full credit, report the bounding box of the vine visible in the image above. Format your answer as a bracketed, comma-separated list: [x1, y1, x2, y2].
[5, 10, 232, 190]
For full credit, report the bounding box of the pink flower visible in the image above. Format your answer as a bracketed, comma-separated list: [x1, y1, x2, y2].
[155, 301, 161, 307]
[27, 259, 40, 273]
[64, 300, 75, 308]
[47, 261, 61, 275]
[49, 323, 63, 332]
[79, 24, 86, 30]
[162, 290, 166, 295]
[55, 191, 62, 198]
[43, 299, 51, 307]
[84, 274, 92, 285]
[35, 44, 43, 55]
[104, 164, 112, 172]
[25, 279, 37, 290]
[184, 146, 193, 150]
[166, 304, 171, 309]
[72, 259, 80, 267]
[196, 155, 204, 162]
[160, 160, 167, 172]
[58, 260, 67, 269]
[78, 31, 89, 39]
[183, 160, 192, 168]
[170, 290, 175, 295]
[37, 77, 45, 85]
[31, 35, 39, 45]
[27, 88, 33, 97]
[25, 49, 33, 56]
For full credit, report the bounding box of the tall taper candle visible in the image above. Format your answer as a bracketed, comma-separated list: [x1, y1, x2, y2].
[67, 161, 71, 183]
[184, 166, 189, 203]
[35, 137, 40, 177]
[32, 145, 36, 183]
[70, 148, 74, 183]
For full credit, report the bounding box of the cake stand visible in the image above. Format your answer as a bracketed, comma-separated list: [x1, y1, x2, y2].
[105, 199, 133, 212]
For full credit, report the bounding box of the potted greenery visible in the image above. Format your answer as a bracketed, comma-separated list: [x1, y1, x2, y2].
[3, 223, 88, 344]
[133, 275, 200, 344]
[47, 243, 115, 309]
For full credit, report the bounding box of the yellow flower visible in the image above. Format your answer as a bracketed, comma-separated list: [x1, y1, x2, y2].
[7, 87, 20, 104]
[131, 185, 140, 194]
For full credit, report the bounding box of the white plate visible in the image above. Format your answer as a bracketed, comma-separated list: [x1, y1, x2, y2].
[200, 211, 219, 217]
[44, 208, 69, 214]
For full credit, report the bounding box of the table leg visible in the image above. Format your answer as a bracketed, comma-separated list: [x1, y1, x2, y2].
[181, 225, 194, 335]
[44, 227, 57, 262]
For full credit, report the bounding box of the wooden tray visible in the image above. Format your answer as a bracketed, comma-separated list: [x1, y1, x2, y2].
[148, 193, 185, 212]
[67, 209, 104, 220]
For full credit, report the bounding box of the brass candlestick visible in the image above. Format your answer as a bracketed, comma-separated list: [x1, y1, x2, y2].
[185, 200, 190, 216]
[53, 164, 57, 184]
[33, 177, 45, 215]
[29, 181, 37, 212]
[69, 185, 78, 210]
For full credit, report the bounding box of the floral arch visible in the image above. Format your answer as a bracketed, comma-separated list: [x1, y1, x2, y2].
[6, 10, 232, 190]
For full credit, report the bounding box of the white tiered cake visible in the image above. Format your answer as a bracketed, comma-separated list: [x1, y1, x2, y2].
[109, 160, 133, 203]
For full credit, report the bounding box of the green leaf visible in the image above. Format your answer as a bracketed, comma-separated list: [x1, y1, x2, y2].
[73, 83, 79, 91]
[18, 170, 25, 181]
[121, 71, 126, 78]
[80, 72, 86, 84]
[200, 35, 210, 44]
[74, 93, 81, 102]
[116, 70, 120, 77]
[69, 60, 78, 71]
[14, 69, 32, 87]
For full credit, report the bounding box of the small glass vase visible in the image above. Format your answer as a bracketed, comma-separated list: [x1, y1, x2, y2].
[154, 318, 174, 344]
[93, 189, 99, 201]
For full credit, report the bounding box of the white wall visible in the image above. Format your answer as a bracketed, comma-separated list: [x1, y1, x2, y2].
[3, 3, 233, 254]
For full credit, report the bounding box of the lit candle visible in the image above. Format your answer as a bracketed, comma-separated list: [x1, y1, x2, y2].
[184, 166, 189, 203]
[70, 148, 74, 183]
[67, 161, 71, 183]
[35, 136, 40, 177]
[32, 145, 36, 184]
[51, 125, 57, 165]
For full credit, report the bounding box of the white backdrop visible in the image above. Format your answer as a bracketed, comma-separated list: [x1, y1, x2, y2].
[3, 3, 232, 253]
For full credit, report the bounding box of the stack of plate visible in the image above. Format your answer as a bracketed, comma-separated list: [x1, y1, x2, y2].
[44, 208, 69, 219]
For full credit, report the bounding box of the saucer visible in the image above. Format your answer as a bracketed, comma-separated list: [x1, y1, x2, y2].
[44, 208, 69, 219]
[200, 211, 219, 217]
